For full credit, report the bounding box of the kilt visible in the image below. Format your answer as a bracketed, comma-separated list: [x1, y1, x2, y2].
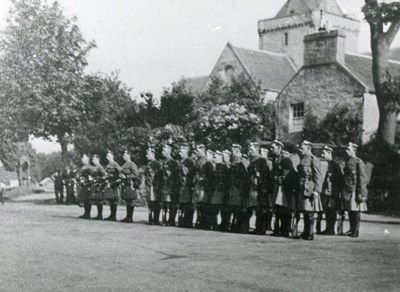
[92, 189, 104, 202]
[298, 193, 323, 212]
[161, 186, 171, 202]
[211, 190, 224, 205]
[193, 184, 205, 203]
[346, 191, 368, 212]
[146, 185, 159, 202]
[77, 186, 92, 202]
[179, 185, 192, 204]
[228, 186, 243, 206]
[321, 193, 338, 210]
[104, 187, 120, 201]
[247, 186, 259, 208]
[273, 185, 288, 208]
[121, 184, 138, 201]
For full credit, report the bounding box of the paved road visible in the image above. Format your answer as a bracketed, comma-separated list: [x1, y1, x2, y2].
[0, 196, 399, 292]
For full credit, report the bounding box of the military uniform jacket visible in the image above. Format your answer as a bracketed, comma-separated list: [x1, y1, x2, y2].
[209, 163, 229, 205]
[321, 160, 344, 209]
[247, 156, 270, 208]
[104, 161, 122, 200]
[145, 160, 161, 202]
[178, 158, 196, 204]
[77, 165, 93, 200]
[121, 161, 139, 200]
[91, 164, 106, 199]
[270, 155, 284, 208]
[160, 158, 179, 202]
[193, 157, 212, 203]
[281, 168, 299, 211]
[343, 157, 368, 212]
[297, 154, 324, 212]
[228, 158, 248, 206]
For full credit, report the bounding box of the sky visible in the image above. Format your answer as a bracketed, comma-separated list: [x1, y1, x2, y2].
[1, 0, 400, 154]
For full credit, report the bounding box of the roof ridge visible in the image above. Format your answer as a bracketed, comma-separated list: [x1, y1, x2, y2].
[346, 52, 400, 65]
[231, 44, 289, 58]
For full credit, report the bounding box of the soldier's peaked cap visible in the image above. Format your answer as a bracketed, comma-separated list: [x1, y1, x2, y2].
[180, 145, 189, 151]
[163, 144, 172, 150]
[196, 144, 205, 149]
[206, 149, 214, 154]
[301, 140, 313, 147]
[215, 150, 223, 155]
[223, 150, 231, 155]
[250, 142, 260, 147]
[348, 142, 358, 149]
[272, 140, 284, 148]
[147, 148, 156, 154]
[323, 145, 334, 152]
[232, 144, 242, 149]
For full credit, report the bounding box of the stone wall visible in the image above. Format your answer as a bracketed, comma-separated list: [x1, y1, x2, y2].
[276, 63, 365, 143]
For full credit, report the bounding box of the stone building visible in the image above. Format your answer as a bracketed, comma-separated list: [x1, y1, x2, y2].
[183, 0, 400, 144]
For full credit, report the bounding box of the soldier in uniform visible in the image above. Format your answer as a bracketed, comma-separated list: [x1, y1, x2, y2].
[160, 144, 179, 226]
[77, 154, 93, 219]
[192, 144, 207, 229]
[228, 144, 248, 233]
[203, 149, 216, 230]
[270, 140, 285, 235]
[61, 166, 75, 205]
[219, 150, 232, 231]
[120, 150, 140, 223]
[209, 151, 227, 230]
[343, 142, 368, 238]
[319, 146, 344, 235]
[177, 145, 196, 228]
[246, 142, 271, 235]
[91, 154, 106, 220]
[103, 151, 122, 221]
[53, 171, 64, 204]
[296, 141, 324, 240]
[145, 148, 161, 225]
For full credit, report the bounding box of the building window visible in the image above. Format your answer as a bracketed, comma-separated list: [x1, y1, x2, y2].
[284, 32, 288, 46]
[290, 103, 304, 133]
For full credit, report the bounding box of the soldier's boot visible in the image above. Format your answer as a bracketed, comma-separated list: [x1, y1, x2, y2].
[121, 205, 134, 223]
[300, 212, 310, 239]
[105, 205, 117, 221]
[79, 203, 91, 219]
[350, 212, 360, 238]
[92, 204, 103, 220]
[281, 211, 290, 237]
[162, 209, 168, 226]
[325, 211, 336, 235]
[185, 208, 194, 228]
[265, 211, 273, 231]
[148, 209, 153, 225]
[347, 211, 354, 235]
[315, 212, 322, 234]
[168, 206, 177, 227]
[153, 206, 161, 225]
[307, 213, 315, 240]
[271, 210, 280, 236]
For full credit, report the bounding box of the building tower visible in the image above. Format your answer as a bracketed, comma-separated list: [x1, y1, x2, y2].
[258, 0, 360, 68]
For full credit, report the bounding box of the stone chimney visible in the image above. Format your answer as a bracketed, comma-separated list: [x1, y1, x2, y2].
[303, 30, 345, 66]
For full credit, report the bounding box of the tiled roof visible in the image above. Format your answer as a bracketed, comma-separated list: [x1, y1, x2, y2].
[231, 45, 297, 91]
[276, 0, 344, 18]
[345, 53, 400, 91]
[183, 76, 208, 94]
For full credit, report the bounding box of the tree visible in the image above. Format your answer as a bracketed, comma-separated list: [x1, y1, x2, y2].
[0, 0, 95, 164]
[363, 0, 400, 144]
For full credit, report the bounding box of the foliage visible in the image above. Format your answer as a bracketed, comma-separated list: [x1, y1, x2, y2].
[303, 103, 363, 146]
[0, 0, 96, 163]
[34, 152, 63, 180]
[159, 80, 194, 126]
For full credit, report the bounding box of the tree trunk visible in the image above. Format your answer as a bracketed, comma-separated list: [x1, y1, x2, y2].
[377, 106, 397, 144]
[58, 134, 69, 167]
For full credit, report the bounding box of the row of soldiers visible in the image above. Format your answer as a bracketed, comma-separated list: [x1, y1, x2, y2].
[52, 166, 76, 204]
[76, 140, 369, 240]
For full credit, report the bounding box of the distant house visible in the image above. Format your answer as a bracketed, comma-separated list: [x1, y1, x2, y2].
[0, 166, 19, 189]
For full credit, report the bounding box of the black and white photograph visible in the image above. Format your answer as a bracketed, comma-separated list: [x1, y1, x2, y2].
[0, 0, 399, 291]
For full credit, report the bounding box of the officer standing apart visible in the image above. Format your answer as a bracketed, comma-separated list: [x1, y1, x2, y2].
[343, 142, 368, 238]
[103, 151, 122, 221]
[120, 150, 140, 223]
[296, 141, 324, 240]
[320, 146, 344, 235]
[145, 148, 161, 225]
[91, 154, 106, 220]
[246, 142, 271, 235]
[77, 154, 93, 219]
[160, 145, 179, 226]
[177, 145, 196, 228]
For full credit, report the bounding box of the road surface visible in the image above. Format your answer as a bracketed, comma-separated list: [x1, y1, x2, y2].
[0, 194, 399, 291]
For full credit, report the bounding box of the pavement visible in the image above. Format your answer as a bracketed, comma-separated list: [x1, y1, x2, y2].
[0, 193, 399, 292]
